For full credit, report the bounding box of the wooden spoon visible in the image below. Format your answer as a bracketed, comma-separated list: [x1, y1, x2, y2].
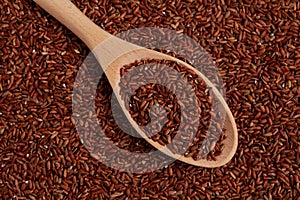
[33, 0, 238, 168]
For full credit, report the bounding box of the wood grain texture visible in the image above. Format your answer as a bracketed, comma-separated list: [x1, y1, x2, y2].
[33, 0, 238, 168]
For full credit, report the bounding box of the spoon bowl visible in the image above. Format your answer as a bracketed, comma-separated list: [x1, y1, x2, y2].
[34, 0, 238, 168]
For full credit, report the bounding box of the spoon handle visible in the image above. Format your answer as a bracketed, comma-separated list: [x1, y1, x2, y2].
[33, 0, 111, 49]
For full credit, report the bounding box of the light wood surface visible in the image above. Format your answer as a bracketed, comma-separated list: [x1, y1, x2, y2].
[33, 0, 238, 168]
